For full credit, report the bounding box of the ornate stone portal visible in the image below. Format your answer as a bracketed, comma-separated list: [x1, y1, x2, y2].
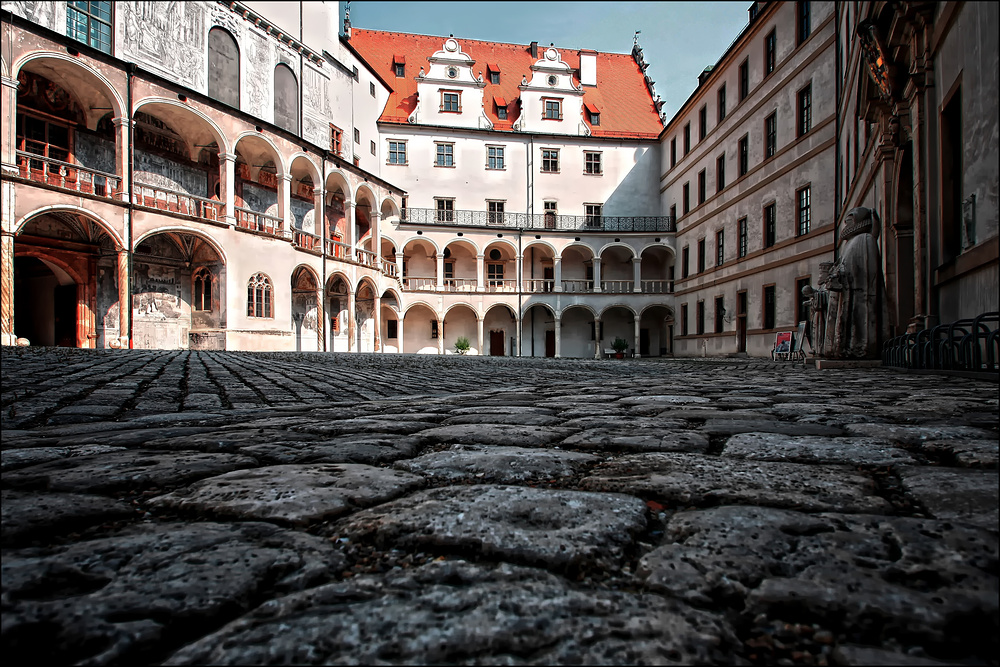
[805, 207, 890, 359]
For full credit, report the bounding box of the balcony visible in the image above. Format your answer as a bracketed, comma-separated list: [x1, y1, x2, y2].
[235, 206, 285, 238]
[15, 151, 121, 199]
[401, 208, 676, 232]
[134, 182, 223, 222]
[292, 228, 321, 254]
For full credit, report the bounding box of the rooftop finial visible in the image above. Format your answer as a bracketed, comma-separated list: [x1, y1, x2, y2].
[634, 30, 641, 47]
[344, 1, 352, 39]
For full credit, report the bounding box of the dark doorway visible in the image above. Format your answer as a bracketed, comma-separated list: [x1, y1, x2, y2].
[545, 329, 555, 357]
[490, 329, 505, 356]
[14, 256, 76, 347]
[54, 284, 77, 347]
[640, 328, 650, 356]
[736, 290, 748, 353]
[543, 266, 554, 292]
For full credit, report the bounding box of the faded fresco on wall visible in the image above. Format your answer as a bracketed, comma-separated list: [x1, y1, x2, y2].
[243, 30, 272, 120]
[290, 198, 315, 231]
[134, 150, 209, 197]
[95, 258, 119, 348]
[132, 261, 188, 349]
[74, 132, 116, 174]
[121, 2, 206, 91]
[242, 182, 279, 217]
[5, 1, 60, 32]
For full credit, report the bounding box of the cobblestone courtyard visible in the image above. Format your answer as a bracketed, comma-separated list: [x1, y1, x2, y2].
[2, 348, 997, 665]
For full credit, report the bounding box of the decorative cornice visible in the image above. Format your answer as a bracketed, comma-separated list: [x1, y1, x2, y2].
[221, 1, 324, 67]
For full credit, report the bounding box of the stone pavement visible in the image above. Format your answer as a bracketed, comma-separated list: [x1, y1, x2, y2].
[1, 348, 997, 666]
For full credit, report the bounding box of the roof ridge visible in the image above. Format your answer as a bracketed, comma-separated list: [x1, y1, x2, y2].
[352, 27, 635, 58]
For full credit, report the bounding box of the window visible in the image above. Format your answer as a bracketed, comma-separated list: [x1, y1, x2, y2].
[193, 268, 212, 311]
[395, 63, 405, 77]
[442, 91, 461, 112]
[435, 143, 454, 167]
[247, 273, 272, 318]
[370, 140, 376, 156]
[444, 261, 455, 280]
[435, 198, 454, 222]
[681, 246, 690, 278]
[585, 152, 602, 175]
[738, 217, 748, 258]
[487, 145, 505, 170]
[797, 186, 811, 236]
[717, 153, 726, 192]
[543, 201, 557, 228]
[387, 319, 398, 339]
[698, 169, 706, 205]
[699, 105, 707, 141]
[488, 200, 505, 224]
[739, 59, 749, 101]
[682, 182, 690, 214]
[683, 123, 691, 155]
[488, 263, 504, 285]
[274, 64, 298, 134]
[17, 114, 70, 163]
[669, 204, 676, 221]
[208, 28, 240, 108]
[388, 140, 407, 165]
[765, 112, 777, 158]
[67, 1, 112, 54]
[430, 320, 439, 339]
[697, 238, 706, 273]
[715, 296, 725, 334]
[681, 303, 689, 336]
[763, 203, 776, 248]
[354, 128, 360, 143]
[765, 30, 776, 77]
[763, 284, 776, 330]
[718, 84, 726, 122]
[541, 149, 559, 173]
[490, 71, 500, 84]
[590, 111, 600, 126]
[330, 125, 343, 156]
[585, 204, 603, 228]
[670, 137, 677, 167]
[795, 277, 811, 324]
[798, 84, 812, 136]
[798, 1, 812, 44]
[497, 105, 508, 120]
[716, 229, 725, 266]
[738, 135, 749, 176]
[696, 301, 705, 335]
[370, 81, 376, 97]
[544, 99, 562, 119]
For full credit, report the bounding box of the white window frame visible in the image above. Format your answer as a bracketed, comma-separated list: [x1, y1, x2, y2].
[387, 140, 407, 165]
[435, 197, 455, 222]
[435, 143, 455, 168]
[543, 98, 563, 120]
[487, 145, 505, 170]
[441, 90, 461, 113]
[541, 148, 559, 173]
[487, 200, 505, 225]
[584, 203, 603, 228]
[584, 151, 602, 175]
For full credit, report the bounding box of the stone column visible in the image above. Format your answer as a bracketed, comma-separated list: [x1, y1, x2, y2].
[436, 253, 445, 291]
[112, 117, 132, 202]
[397, 317, 404, 354]
[315, 284, 324, 352]
[396, 252, 404, 281]
[633, 316, 641, 358]
[347, 202, 357, 255]
[437, 317, 444, 355]
[515, 254, 523, 292]
[477, 316, 484, 356]
[117, 249, 130, 348]
[372, 210, 382, 270]
[632, 257, 642, 293]
[219, 153, 237, 225]
[554, 316, 562, 358]
[515, 313, 522, 357]
[373, 294, 381, 352]
[476, 254, 485, 291]
[594, 316, 602, 358]
[1, 74, 19, 168]
[592, 258, 602, 293]
[0, 227, 14, 346]
[279, 174, 292, 238]
[553, 257, 563, 292]
[347, 289, 356, 352]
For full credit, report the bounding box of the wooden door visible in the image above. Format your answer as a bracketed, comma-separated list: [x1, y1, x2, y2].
[490, 330, 505, 356]
[736, 290, 747, 353]
[545, 330, 555, 357]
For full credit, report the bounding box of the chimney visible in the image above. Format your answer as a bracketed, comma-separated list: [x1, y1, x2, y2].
[698, 65, 715, 87]
[530, 41, 538, 58]
[579, 49, 597, 86]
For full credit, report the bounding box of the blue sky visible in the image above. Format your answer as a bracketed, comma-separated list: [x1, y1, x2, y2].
[347, 1, 751, 120]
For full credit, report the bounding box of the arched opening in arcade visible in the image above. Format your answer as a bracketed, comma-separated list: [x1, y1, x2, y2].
[601, 305, 637, 356]
[559, 304, 597, 358]
[402, 302, 439, 354]
[483, 303, 517, 356]
[324, 172, 351, 260]
[291, 266, 321, 352]
[521, 303, 557, 357]
[442, 239, 478, 292]
[482, 241, 516, 293]
[355, 278, 379, 352]
[132, 230, 225, 349]
[326, 273, 350, 352]
[400, 237, 438, 291]
[639, 305, 674, 357]
[232, 134, 284, 234]
[599, 245, 636, 294]
[443, 304, 479, 354]
[288, 156, 321, 251]
[639, 245, 675, 294]
[380, 290, 401, 352]
[354, 186, 378, 267]
[560, 244, 595, 293]
[522, 242, 556, 293]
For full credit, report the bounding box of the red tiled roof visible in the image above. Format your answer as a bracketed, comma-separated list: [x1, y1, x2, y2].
[349, 29, 663, 139]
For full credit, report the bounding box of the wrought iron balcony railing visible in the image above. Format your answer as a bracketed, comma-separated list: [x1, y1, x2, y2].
[400, 208, 675, 232]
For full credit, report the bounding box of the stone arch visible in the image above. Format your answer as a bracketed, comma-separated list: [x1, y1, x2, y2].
[559, 303, 598, 319]
[134, 226, 226, 264]
[521, 301, 556, 319]
[601, 303, 638, 319]
[232, 130, 286, 176]
[640, 303, 675, 319]
[482, 237, 519, 256]
[14, 51, 125, 128]
[15, 205, 124, 250]
[291, 264, 321, 352]
[522, 239, 558, 255]
[289, 153, 321, 234]
[597, 241, 637, 260]
[325, 271, 351, 352]
[401, 235, 441, 255]
[637, 242, 676, 258]
[558, 242, 597, 261]
[403, 300, 440, 318]
[134, 98, 230, 156]
[380, 197, 401, 221]
[558, 304, 598, 359]
[444, 301, 482, 320]
[354, 276, 379, 352]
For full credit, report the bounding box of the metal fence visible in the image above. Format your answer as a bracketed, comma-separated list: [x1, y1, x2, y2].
[401, 208, 675, 232]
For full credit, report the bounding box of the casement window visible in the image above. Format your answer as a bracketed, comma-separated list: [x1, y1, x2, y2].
[352, 65, 358, 81]
[683, 123, 691, 155]
[697, 238, 706, 273]
[488, 63, 501, 84]
[435, 198, 455, 222]
[738, 217, 748, 258]
[765, 112, 777, 158]
[670, 137, 677, 167]
[797, 186, 811, 236]
[738, 134, 749, 176]
[763, 203, 776, 248]
[682, 182, 690, 214]
[487, 263, 505, 285]
[487, 200, 505, 225]
[763, 284, 776, 330]
[798, 1, 812, 44]
[387, 319, 398, 339]
[698, 169, 706, 205]
[370, 140, 376, 156]
[590, 111, 601, 126]
[441, 91, 461, 112]
[370, 81, 376, 97]
[765, 30, 776, 77]
[696, 301, 705, 335]
[585, 203, 603, 228]
[715, 296, 725, 334]
[444, 260, 455, 280]
[681, 303, 689, 336]
[717, 153, 726, 192]
[246, 273, 273, 318]
[17, 114, 71, 163]
[330, 125, 343, 156]
[395, 63, 405, 77]
[497, 105, 508, 120]
[543, 99, 562, 120]
[739, 58, 749, 101]
[435, 143, 455, 167]
[699, 105, 707, 141]
[716, 229, 725, 266]
[67, 1, 112, 54]
[795, 276, 811, 324]
[193, 268, 212, 311]
[681, 246, 690, 278]
[798, 84, 812, 136]
[490, 71, 500, 84]
[585, 151, 602, 175]
[541, 148, 559, 173]
[487, 145, 505, 170]
[387, 140, 407, 165]
[354, 128, 360, 143]
[718, 84, 727, 122]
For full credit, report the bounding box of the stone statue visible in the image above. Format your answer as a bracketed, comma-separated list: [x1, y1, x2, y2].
[811, 207, 889, 359]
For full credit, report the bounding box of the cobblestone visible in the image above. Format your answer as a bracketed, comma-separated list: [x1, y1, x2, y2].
[1, 347, 997, 665]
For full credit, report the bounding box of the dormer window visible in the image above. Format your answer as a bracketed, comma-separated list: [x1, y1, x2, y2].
[487, 62, 500, 84]
[441, 91, 461, 113]
[584, 101, 601, 126]
[393, 54, 405, 77]
[497, 105, 508, 120]
[543, 98, 562, 120]
[590, 112, 600, 125]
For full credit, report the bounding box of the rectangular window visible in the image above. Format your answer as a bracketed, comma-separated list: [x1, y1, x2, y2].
[444, 261, 455, 280]
[697, 238, 706, 273]
[716, 153, 725, 192]
[488, 200, 505, 224]
[370, 81, 376, 97]
[795, 276, 811, 324]
[541, 148, 559, 173]
[585, 203, 603, 228]
[670, 138, 677, 167]
[764, 203, 776, 248]
[798, 1, 812, 44]
[487, 145, 505, 170]
[490, 71, 500, 84]
[388, 140, 407, 165]
[698, 169, 706, 205]
[330, 124, 343, 156]
[739, 59, 749, 101]
[681, 246, 690, 278]
[370, 140, 376, 156]
[681, 303, 689, 336]
[435, 198, 454, 222]
[765, 30, 776, 76]
[544, 99, 562, 119]
[354, 128, 360, 143]
[488, 263, 504, 284]
[716, 229, 725, 266]
[497, 105, 508, 120]
[442, 91, 460, 112]
[683, 123, 691, 154]
[738, 134, 749, 176]
[699, 105, 707, 141]
[696, 301, 705, 335]
[669, 204, 677, 222]
[763, 285, 776, 330]
[585, 152, 602, 175]
[682, 182, 690, 214]
[543, 201, 558, 229]
[395, 63, 405, 77]
[435, 143, 454, 167]
[738, 217, 748, 258]
[67, 1, 112, 54]
[715, 295, 725, 334]
[387, 319, 398, 339]
[797, 186, 811, 236]
[431, 320, 439, 339]
[590, 111, 601, 126]
[718, 84, 726, 122]
[765, 112, 777, 158]
[798, 84, 812, 136]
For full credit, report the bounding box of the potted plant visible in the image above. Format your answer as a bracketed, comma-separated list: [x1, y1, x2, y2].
[611, 337, 629, 359]
[455, 336, 471, 355]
